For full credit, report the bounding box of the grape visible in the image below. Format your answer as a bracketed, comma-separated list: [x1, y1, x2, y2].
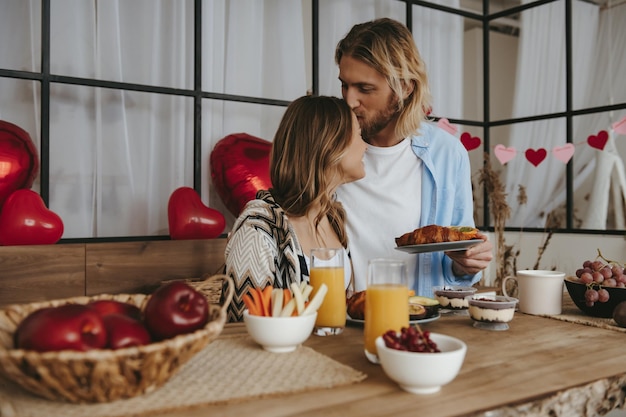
[604, 278, 617, 287]
[591, 261, 605, 271]
[592, 271, 604, 283]
[383, 327, 441, 353]
[601, 266, 613, 279]
[573, 257, 626, 306]
[598, 288, 610, 302]
[585, 289, 599, 303]
[580, 272, 593, 284]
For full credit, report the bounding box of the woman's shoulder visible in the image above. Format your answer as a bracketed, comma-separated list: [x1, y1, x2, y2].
[231, 192, 291, 238]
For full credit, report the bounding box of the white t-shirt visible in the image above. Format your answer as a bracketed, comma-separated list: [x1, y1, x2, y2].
[336, 138, 422, 291]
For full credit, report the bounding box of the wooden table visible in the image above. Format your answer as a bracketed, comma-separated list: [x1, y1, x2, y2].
[158, 310, 626, 417]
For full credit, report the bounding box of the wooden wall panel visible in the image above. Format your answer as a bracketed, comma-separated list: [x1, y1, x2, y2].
[0, 244, 85, 307]
[85, 239, 227, 296]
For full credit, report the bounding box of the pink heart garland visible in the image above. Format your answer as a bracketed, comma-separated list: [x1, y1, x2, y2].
[587, 130, 609, 150]
[437, 118, 458, 135]
[525, 148, 547, 167]
[494, 144, 516, 165]
[552, 143, 575, 164]
[0, 189, 64, 245]
[460, 132, 481, 151]
[612, 116, 626, 136]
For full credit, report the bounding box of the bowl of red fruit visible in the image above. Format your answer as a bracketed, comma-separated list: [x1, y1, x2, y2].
[375, 327, 467, 395]
[0, 275, 234, 403]
[566, 257, 626, 318]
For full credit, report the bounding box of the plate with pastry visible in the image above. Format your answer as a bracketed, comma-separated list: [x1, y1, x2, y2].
[345, 291, 440, 325]
[394, 224, 481, 254]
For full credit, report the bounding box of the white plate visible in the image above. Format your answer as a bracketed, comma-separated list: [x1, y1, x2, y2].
[394, 239, 480, 254]
[346, 312, 441, 326]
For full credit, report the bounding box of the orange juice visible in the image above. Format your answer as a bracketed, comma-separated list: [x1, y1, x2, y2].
[364, 284, 409, 357]
[310, 266, 346, 328]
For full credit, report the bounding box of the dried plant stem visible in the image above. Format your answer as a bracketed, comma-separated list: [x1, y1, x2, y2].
[478, 153, 512, 290]
[533, 230, 553, 270]
[534, 210, 560, 270]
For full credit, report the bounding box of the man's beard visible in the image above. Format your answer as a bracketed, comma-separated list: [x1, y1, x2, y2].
[359, 97, 400, 143]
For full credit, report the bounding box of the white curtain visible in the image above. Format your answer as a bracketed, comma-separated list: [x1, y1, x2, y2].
[580, 3, 626, 229]
[0, 0, 461, 239]
[506, 1, 598, 227]
[0, 0, 308, 238]
[505, 0, 626, 229]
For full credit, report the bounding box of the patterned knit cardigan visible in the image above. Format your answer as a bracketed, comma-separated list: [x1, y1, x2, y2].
[224, 190, 309, 322]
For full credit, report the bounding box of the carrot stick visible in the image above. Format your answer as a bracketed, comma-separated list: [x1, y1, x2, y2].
[250, 288, 265, 316]
[243, 293, 260, 316]
[261, 285, 273, 316]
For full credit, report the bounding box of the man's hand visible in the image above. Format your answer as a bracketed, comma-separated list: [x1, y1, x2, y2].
[447, 232, 494, 276]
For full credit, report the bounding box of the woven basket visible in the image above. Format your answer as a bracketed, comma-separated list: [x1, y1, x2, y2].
[0, 274, 234, 403]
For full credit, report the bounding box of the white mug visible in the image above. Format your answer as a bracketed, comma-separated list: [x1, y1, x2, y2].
[502, 270, 565, 315]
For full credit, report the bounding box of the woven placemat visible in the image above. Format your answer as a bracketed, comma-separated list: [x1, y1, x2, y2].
[537, 298, 626, 333]
[0, 335, 367, 417]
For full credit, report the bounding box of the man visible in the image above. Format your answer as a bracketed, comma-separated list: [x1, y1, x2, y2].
[334, 17, 493, 296]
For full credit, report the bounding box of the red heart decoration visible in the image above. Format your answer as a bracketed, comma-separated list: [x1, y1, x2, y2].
[0, 120, 39, 210]
[0, 189, 64, 245]
[168, 187, 226, 240]
[587, 130, 609, 150]
[525, 148, 547, 167]
[210, 133, 272, 216]
[460, 132, 481, 151]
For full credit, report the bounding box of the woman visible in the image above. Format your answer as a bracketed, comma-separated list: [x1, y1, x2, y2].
[224, 95, 367, 322]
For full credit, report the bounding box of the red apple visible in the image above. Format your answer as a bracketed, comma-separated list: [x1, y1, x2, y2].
[14, 304, 107, 352]
[89, 299, 142, 321]
[102, 314, 151, 349]
[144, 281, 209, 340]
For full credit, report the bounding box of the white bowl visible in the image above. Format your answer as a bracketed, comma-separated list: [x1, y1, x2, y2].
[243, 310, 317, 353]
[375, 333, 467, 394]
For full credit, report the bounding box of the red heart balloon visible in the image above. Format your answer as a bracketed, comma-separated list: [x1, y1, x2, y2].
[460, 132, 481, 151]
[525, 148, 548, 167]
[0, 120, 40, 210]
[210, 133, 272, 216]
[168, 187, 226, 240]
[0, 189, 64, 245]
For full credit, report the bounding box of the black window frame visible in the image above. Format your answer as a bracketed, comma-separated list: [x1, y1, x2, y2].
[1, 0, 625, 244]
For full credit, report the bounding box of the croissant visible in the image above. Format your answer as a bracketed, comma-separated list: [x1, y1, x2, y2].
[346, 290, 366, 320]
[395, 225, 478, 247]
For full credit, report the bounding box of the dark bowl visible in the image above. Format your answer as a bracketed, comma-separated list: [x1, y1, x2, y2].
[564, 277, 626, 318]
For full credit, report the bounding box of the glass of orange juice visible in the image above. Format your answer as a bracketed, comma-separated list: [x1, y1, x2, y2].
[310, 248, 346, 336]
[364, 258, 409, 364]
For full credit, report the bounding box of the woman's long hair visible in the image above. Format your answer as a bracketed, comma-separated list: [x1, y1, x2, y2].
[335, 17, 432, 139]
[270, 95, 353, 247]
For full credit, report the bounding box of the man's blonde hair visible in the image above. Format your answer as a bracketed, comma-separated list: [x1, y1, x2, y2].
[335, 17, 432, 139]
